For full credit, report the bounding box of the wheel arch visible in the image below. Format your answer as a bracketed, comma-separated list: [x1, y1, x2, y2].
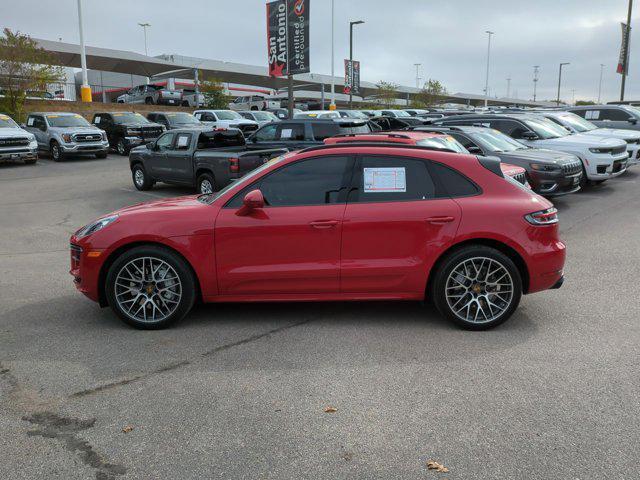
[425, 238, 530, 300]
[97, 241, 202, 307]
[195, 168, 215, 185]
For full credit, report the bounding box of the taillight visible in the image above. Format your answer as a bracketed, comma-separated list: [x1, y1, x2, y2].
[229, 158, 239, 173]
[525, 207, 558, 225]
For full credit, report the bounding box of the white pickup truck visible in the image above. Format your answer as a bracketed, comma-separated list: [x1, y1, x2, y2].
[0, 113, 38, 164]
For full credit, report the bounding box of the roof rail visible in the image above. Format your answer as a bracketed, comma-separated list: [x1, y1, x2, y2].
[331, 132, 412, 139]
[404, 125, 465, 132]
[300, 142, 458, 154]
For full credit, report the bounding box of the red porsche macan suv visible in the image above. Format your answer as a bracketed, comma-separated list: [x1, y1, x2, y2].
[70, 143, 565, 330]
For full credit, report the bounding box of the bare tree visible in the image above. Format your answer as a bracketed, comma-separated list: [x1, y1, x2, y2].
[414, 79, 448, 107]
[375, 81, 399, 108]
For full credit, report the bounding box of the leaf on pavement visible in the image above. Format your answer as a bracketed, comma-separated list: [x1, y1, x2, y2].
[427, 460, 449, 473]
[323, 406, 338, 413]
[121, 425, 134, 433]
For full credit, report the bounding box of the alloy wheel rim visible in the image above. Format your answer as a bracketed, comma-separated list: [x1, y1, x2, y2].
[200, 179, 213, 194]
[134, 169, 144, 187]
[114, 256, 182, 323]
[117, 141, 125, 154]
[445, 256, 513, 324]
[52, 145, 59, 159]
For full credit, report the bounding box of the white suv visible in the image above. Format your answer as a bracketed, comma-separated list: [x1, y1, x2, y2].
[535, 110, 640, 166]
[437, 113, 629, 184]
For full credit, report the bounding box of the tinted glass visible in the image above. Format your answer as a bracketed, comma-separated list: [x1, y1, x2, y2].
[255, 124, 278, 141]
[553, 113, 596, 132]
[156, 133, 174, 149]
[259, 156, 351, 206]
[350, 156, 435, 203]
[214, 110, 243, 120]
[277, 123, 305, 141]
[337, 122, 372, 135]
[174, 133, 192, 150]
[311, 122, 339, 140]
[429, 161, 479, 197]
[603, 108, 633, 121]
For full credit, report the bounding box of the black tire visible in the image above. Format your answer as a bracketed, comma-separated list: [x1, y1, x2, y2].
[251, 106, 258, 111]
[431, 245, 522, 330]
[145, 97, 154, 105]
[132, 164, 153, 190]
[95, 152, 108, 159]
[105, 245, 196, 329]
[196, 172, 215, 194]
[50, 141, 64, 161]
[116, 138, 129, 156]
[24, 158, 37, 165]
[578, 165, 588, 190]
[182, 101, 189, 107]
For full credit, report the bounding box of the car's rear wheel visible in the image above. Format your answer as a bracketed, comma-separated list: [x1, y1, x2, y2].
[116, 138, 129, 156]
[105, 246, 196, 329]
[196, 173, 215, 194]
[432, 246, 522, 330]
[145, 97, 154, 105]
[132, 164, 153, 190]
[50, 141, 64, 161]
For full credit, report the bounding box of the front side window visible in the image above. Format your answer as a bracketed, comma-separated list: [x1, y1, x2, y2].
[174, 133, 192, 150]
[156, 133, 174, 150]
[602, 108, 633, 121]
[277, 124, 305, 141]
[350, 156, 435, 203]
[255, 124, 278, 141]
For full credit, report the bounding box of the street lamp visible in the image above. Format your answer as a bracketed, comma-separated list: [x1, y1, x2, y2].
[483, 31, 494, 108]
[533, 65, 539, 102]
[557, 62, 570, 106]
[598, 64, 605, 103]
[138, 22, 151, 56]
[76, 0, 91, 102]
[414, 63, 422, 89]
[349, 20, 364, 109]
[330, 0, 335, 109]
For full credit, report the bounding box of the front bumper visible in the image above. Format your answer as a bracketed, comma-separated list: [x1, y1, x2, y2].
[584, 153, 629, 180]
[61, 141, 110, 153]
[626, 144, 640, 166]
[528, 168, 583, 197]
[0, 148, 38, 161]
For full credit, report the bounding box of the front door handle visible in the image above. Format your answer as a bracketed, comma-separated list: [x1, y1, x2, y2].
[309, 220, 339, 229]
[426, 216, 455, 225]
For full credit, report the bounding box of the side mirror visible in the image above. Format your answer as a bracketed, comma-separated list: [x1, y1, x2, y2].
[467, 146, 483, 155]
[629, 117, 638, 125]
[237, 189, 264, 216]
[19, 123, 26, 128]
[520, 131, 539, 140]
[146, 142, 154, 150]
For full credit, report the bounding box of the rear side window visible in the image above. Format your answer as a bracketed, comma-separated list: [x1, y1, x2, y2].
[429, 162, 480, 198]
[174, 133, 192, 150]
[277, 123, 305, 141]
[584, 110, 601, 120]
[350, 156, 435, 203]
[311, 122, 339, 140]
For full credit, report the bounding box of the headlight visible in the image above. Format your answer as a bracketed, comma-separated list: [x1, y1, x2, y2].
[101, 131, 107, 141]
[29, 139, 38, 149]
[530, 163, 560, 171]
[589, 147, 610, 154]
[61, 133, 72, 143]
[75, 215, 118, 239]
[127, 128, 141, 136]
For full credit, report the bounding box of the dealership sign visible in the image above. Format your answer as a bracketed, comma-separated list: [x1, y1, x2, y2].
[617, 22, 631, 75]
[267, 0, 310, 77]
[343, 59, 360, 94]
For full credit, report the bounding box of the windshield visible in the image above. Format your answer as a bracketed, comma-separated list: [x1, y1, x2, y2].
[0, 115, 18, 128]
[417, 136, 468, 153]
[523, 117, 569, 139]
[167, 113, 200, 125]
[112, 113, 149, 124]
[554, 113, 596, 132]
[620, 105, 640, 116]
[252, 111, 278, 121]
[46, 114, 91, 127]
[470, 129, 527, 152]
[392, 110, 411, 117]
[340, 110, 368, 119]
[214, 110, 243, 120]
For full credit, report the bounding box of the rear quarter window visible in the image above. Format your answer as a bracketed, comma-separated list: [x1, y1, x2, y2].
[429, 161, 480, 198]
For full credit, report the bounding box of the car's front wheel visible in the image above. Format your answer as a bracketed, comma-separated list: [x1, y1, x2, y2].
[132, 164, 153, 190]
[432, 245, 522, 330]
[50, 141, 64, 161]
[105, 245, 196, 329]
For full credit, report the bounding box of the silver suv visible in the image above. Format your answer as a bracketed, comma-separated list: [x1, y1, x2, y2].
[24, 112, 109, 161]
[117, 84, 182, 106]
[0, 113, 38, 164]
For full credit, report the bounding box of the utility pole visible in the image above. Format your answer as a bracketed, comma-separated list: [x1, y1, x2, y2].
[571, 89, 576, 105]
[414, 63, 422, 89]
[533, 65, 539, 102]
[557, 62, 570, 106]
[138, 23, 151, 56]
[330, 0, 335, 110]
[483, 31, 494, 108]
[506, 75, 511, 98]
[77, 0, 91, 102]
[598, 64, 605, 103]
[349, 20, 364, 110]
[620, 0, 633, 101]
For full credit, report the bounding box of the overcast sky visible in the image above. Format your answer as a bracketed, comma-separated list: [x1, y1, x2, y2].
[3, 0, 639, 102]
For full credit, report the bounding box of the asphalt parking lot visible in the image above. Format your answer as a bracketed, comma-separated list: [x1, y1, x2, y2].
[1, 153, 639, 480]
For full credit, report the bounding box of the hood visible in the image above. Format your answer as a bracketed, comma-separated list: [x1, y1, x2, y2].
[536, 134, 626, 149]
[49, 126, 103, 135]
[496, 147, 579, 165]
[581, 128, 640, 141]
[120, 122, 163, 129]
[217, 119, 258, 126]
[0, 127, 34, 139]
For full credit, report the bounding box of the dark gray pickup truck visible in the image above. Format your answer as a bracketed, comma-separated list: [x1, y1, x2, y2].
[129, 129, 287, 193]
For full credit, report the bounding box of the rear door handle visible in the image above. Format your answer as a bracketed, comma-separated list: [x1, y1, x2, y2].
[426, 216, 455, 225]
[310, 220, 339, 229]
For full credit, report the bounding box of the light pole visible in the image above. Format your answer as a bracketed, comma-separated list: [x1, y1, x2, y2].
[76, 0, 91, 102]
[483, 31, 494, 108]
[557, 62, 570, 106]
[349, 20, 364, 109]
[533, 65, 539, 102]
[598, 64, 605, 103]
[620, 0, 633, 101]
[506, 75, 511, 98]
[414, 63, 422, 89]
[330, 0, 335, 110]
[138, 23, 151, 56]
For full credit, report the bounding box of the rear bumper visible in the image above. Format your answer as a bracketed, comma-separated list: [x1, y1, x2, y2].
[157, 98, 181, 105]
[526, 239, 566, 294]
[551, 276, 564, 289]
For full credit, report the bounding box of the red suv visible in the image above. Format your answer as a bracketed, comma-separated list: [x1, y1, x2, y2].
[70, 143, 565, 330]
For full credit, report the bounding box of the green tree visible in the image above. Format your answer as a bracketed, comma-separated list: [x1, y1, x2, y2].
[199, 76, 231, 109]
[375, 81, 399, 108]
[575, 100, 596, 106]
[0, 29, 64, 121]
[415, 78, 448, 107]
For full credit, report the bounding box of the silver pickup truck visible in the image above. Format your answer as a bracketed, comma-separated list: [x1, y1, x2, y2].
[0, 113, 38, 164]
[117, 84, 183, 106]
[24, 112, 109, 161]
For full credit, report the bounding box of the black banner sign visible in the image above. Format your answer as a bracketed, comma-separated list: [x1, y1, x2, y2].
[344, 59, 360, 95]
[266, 0, 310, 77]
[617, 22, 631, 75]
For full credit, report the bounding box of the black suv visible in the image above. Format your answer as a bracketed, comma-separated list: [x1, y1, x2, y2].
[92, 112, 164, 156]
[247, 118, 371, 150]
[411, 125, 583, 196]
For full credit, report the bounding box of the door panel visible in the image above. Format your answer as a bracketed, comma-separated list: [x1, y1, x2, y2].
[165, 133, 193, 183]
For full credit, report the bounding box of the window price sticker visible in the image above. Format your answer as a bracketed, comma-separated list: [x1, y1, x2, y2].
[363, 167, 406, 193]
